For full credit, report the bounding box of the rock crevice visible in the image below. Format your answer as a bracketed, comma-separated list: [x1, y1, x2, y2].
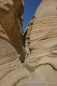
[0, 0, 57, 86]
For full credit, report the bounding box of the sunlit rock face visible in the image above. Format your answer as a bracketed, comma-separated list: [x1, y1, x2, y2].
[24, 0, 57, 85]
[0, 0, 57, 86]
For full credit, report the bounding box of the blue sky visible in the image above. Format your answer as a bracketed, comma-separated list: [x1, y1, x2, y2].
[23, 0, 42, 30]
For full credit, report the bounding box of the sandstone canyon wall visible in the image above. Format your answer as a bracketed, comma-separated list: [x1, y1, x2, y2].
[24, 0, 57, 85]
[0, 0, 29, 86]
[0, 0, 57, 86]
[0, 0, 25, 62]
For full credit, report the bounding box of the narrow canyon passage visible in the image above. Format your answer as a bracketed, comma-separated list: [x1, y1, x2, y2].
[0, 0, 57, 86]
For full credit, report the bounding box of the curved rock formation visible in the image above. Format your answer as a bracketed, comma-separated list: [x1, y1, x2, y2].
[0, 0, 29, 86]
[0, 0, 25, 62]
[24, 0, 57, 85]
[0, 38, 29, 86]
[0, 0, 57, 86]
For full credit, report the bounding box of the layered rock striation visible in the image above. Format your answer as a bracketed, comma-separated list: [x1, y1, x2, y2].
[0, 0, 25, 61]
[0, 0, 29, 86]
[24, 0, 57, 85]
[0, 0, 57, 86]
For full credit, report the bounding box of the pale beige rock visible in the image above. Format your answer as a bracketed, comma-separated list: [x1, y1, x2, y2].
[0, 0, 57, 86]
[24, 0, 57, 86]
[0, 38, 29, 86]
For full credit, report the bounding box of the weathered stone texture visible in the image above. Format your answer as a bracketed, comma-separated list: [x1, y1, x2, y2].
[0, 0, 29, 86]
[25, 0, 57, 85]
[0, 0, 25, 62]
[0, 38, 29, 86]
[0, 0, 57, 86]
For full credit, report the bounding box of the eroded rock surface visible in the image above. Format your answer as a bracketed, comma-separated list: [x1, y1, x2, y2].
[0, 0, 57, 86]
[24, 0, 57, 85]
[0, 38, 29, 86]
[0, 0, 25, 62]
[0, 0, 29, 86]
